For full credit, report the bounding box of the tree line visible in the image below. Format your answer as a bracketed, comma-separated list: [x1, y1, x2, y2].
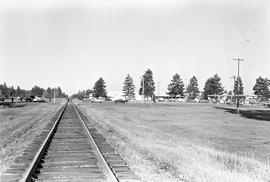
[74, 69, 270, 101]
[0, 83, 68, 100]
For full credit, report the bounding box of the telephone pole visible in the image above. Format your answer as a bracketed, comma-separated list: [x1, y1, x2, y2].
[233, 58, 244, 114]
[230, 75, 236, 102]
[141, 76, 145, 104]
[54, 89, 55, 103]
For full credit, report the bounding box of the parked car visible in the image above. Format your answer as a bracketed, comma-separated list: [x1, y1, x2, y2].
[91, 97, 105, 103]
[33, 96, 45, 102]
[158, 98, 165, 102]
[105, 97, 112, 101]
[263, 101, 270, 108]
[114, 99, 127, 103]
[25, 96, 34, 102]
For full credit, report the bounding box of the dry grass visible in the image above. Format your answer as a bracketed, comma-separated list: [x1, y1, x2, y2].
[0, 99, 66, 174]
[76, 100, 270, 182]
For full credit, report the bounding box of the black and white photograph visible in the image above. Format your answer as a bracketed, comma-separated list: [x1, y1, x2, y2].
[0, 0, 270, 181]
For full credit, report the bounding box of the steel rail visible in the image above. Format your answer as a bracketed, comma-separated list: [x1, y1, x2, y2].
[73, 103, 119, 182]
[20, 102, 68, 182]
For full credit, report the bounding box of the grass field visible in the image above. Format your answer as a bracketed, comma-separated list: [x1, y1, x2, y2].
[76, 101, 270, 182]
[0, 99, 66, 174]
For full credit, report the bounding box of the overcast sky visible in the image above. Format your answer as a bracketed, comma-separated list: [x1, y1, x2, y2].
[0, 0, 269, 95]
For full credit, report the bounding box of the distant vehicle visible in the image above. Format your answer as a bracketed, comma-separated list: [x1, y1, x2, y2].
[82, 98, 91, 101]
[158, 98, 165, 102]
[263, 102, 270, 108]
[105, 97, 112, 101]
[16, 97, 23, 102]
[33, 96, 45, 102]
[25, 96, 34, 102]
[0, 96, 5, 102]
[114, 99, 127, 103]
[91, 97, 105, 103]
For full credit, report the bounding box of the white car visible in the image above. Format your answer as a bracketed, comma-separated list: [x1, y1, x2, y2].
[33, 96, 45, 102]
[158, 98, 165, 102]
[91, 97, 105, 103]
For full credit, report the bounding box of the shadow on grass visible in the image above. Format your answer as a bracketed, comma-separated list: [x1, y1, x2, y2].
[215, 106, 270, 121]
[0, 102, 27, 108]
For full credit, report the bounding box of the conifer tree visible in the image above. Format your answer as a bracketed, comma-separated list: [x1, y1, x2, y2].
[203, 74, 224, 99]
[233, 76, 244, 95]
[122, 74, 135, 100]
[93, 77, 107, 98]
[167, 73, 184, 98]
[139, 69, 155, 99]
[186, 76, 199, 100]
[253, 76, 270, 101]
[46, 87, 52, 100]
[16, 86, 21, 97]
[10, 86, 15, 97]
[0, 83, 9, 98]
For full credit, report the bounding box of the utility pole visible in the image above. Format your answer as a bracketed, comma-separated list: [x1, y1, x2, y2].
[230, 75, 236, 103]
[53, 88, 55, 103]
[142, 76, 145, 104]
[233, 58, 244, 114]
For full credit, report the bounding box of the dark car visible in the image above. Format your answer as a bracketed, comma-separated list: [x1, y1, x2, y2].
[114, 99, 127, 103]
[0, 96, 5, 102]
[25, 96, 35, 102]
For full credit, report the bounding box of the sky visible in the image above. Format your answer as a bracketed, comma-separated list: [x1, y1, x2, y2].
[0, 0, 269, 96]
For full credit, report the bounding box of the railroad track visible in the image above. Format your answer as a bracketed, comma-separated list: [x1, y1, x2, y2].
[0, 102, 140, 182]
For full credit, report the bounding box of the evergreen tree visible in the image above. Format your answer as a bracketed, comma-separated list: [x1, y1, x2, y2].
[77, 91, 85, 100]
[21, 89, 27, 98]
[46, 87, 52, 100]
[16, 86, 21, 97]
[167, 73, 184, 98]
[253, 76, 270, 101]
[72, 90, 87, 100]
[203, 74, 224, 99]
[186, 76, 199, 100]
[93, 78, 107, 98]
[31, 85, 44, 96]
[55, 87, 63, 97]
[233, 76, 244, 95]
[0, 83, 67, 100]
[139, 69, 155, 99]
[10, 86, 15, 97]
[122, 74, 135, 100]
[1, 82, 9, 98]
[62, 92, 68, 98]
